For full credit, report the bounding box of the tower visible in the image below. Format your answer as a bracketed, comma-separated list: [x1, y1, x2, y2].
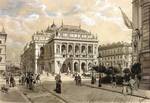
[0, 26, 7, 74]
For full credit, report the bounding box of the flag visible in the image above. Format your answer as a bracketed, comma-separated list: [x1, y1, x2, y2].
[119, 7, 134, 29]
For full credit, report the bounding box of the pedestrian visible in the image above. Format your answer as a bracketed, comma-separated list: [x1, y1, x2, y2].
[5, 75, 9, 86]
[36, 74, 40, 84]
[78, 75, 82, 86]
[91, 76, 95, 84]
[94, 76, 96, 84]
[55, 74, 61, 91]
[98, 74, 102, 87]
[29, 74, 33, 90]
[22, 74, 26, 85]
[129, 75, 136, 95]
[56, 78, 62, 94]
[122, 73, 130, 95]
[10, 75, 15, 87]
[74, 74, 78, 85]
[33, 74, 36, 84]
[47, 72, 49, 77]
[26, 75, 30, 89]
[112, 74, 116, 88]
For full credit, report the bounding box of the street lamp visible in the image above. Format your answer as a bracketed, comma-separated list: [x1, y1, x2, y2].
[97, 54, 102, 87]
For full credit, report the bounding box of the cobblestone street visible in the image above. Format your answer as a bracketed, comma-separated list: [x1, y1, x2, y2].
[40, 80, 150, 103]
[0, 75, 150, 103]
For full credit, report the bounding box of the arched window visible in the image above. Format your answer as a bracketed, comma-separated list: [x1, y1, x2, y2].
[81, 46, 86, 53]
[40, 47, 44, 55]
[0, 48, 2, 54]
[88, 46, 93, 53]
[68, 62, 71, 71]
[75, 45, 79, 53]
[74, 62, 79, 72]
[0, 57, 2, 62]
[81, 62, 86, 72]
[61, 64, 67, 73]
[68, 45, 73, 53]
[61, 45, 66, 53]
[56, 45, 60, 54]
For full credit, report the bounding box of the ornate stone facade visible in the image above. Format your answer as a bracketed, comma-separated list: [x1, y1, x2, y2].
[37, 23, 98, 74]
[21, 30, 51, 74]
[132, 0, 150, 89]
[21, 22, 98, 74]
[98, 42, 132, 69]
[0, 27, 7, 74]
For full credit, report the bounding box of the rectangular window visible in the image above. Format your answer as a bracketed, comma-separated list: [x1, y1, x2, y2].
[0, 48, 2, 54]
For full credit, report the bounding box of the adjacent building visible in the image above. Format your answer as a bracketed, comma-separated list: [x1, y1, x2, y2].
[132, 0, 150, 89]
[98, 42, 132, 70]
[21, 22, 98, 74]
[20, 28, 51, 74]
[0, 27, 7, 74]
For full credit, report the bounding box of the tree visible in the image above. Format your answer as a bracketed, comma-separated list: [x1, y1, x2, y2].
[92, 65, 106, 73]
[131, 63, 141, 75]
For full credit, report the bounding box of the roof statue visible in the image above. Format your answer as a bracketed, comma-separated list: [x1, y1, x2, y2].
[51, 20, 56, 28]
[0, 24, 6, 34]
[79, 23, 81, 29]
[2, 26, 5, 33]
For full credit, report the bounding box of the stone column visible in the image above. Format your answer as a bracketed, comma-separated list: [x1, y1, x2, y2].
[72, 61, 74, 73]
[66, 43, 68, 57]
[60, 43, 62, 54]
[35, 59, 38, 74]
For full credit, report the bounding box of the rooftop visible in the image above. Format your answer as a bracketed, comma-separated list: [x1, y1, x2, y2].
[99, 42, 131, 50]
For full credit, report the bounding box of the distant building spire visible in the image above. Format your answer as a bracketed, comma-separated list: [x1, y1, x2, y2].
[1, 24, 5, 33]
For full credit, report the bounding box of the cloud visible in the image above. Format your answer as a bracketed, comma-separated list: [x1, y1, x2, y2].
[80, 14, 96, 26]
[63, 4, 82, 16]
[26, 13, 40, 21]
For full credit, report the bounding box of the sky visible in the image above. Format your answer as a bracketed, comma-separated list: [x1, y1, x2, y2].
[0, 0, 132, 63]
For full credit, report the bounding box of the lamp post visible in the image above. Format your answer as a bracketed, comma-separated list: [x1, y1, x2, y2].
[97, 54, 102, 87]
[91, 63, 95, 84]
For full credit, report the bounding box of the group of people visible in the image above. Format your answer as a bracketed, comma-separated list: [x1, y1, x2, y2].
[122, 73, 140, 95]
[0, 73, 16, 93]
[19, 72, 40, 90]
[110, 73, 141, 95]
[74, 74, 82, 86]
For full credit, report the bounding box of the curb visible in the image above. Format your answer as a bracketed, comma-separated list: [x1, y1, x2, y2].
[83, 84, 150, 100]
[41, 85, 70, 103]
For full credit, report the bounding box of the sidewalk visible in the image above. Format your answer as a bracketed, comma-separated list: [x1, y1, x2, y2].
[83, 81, 150, 100]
